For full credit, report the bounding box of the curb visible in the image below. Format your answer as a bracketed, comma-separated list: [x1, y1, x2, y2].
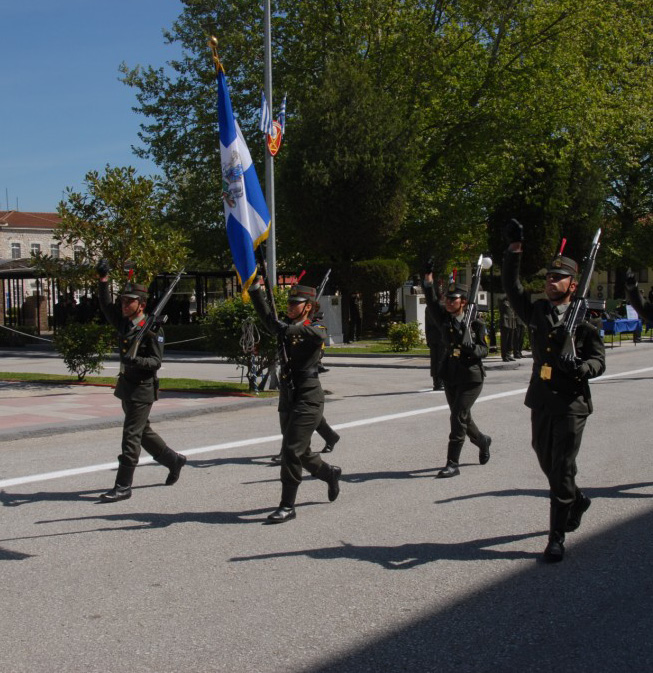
[0, 394, 277, 442]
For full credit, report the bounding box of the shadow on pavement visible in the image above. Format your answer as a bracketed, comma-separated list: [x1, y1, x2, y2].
[290, 508, 653, 673]
[230, 531, 542, 568]
[435, 482, 653, 505]
[0, 546, 34, 561]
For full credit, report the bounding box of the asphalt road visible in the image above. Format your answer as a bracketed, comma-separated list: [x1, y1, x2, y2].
[1, 343, 652, 672]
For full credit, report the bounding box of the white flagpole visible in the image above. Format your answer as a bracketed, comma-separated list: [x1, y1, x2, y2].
[264, 0, 276, 287]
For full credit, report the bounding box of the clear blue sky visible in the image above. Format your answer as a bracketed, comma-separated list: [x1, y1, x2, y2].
[2, 0, 185, 213]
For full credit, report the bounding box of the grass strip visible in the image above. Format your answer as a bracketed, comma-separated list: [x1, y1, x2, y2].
[0, 372, 276, 396]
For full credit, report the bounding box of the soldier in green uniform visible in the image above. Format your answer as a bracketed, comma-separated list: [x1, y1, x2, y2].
[502, 219, 605, 562]
[97, 264, 186, 502]
[625, 270, 653, 322]
[422, 273, 492, 478]
[499, 296, 516, 362]
[250, 281, 342, 523]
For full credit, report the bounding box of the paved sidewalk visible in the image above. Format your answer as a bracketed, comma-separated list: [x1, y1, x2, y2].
[0, 349, 521, 441]
[0, 381, 276, 441]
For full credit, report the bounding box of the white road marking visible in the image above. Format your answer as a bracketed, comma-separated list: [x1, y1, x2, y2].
[0, 366, 650, 489]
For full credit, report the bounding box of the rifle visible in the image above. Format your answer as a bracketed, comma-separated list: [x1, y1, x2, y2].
[561, 228, 602, 355]
[316, 268, 331, 303]
[125, 269, 184, 360]
[463, 254, 491, 330]
[256, 247, 293, 390]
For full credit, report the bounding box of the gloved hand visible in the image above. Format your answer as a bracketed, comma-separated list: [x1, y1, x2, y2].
[625, 268, 637, 291]
[557, 353, 587, 377]
[96, 258, 111, 277]
[503, 218, 524, 245]
[122, 354, 141, 367]
[423, 256, 435, 275]
[461, 326, 474, 353]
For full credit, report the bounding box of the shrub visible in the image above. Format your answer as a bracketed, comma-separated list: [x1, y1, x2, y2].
[387, 321, 423, 352]
[53, 321, 114, 381]
[201, 287, 288, 390]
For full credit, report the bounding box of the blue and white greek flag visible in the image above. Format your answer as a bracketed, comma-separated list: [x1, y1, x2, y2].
[259, 90, 274, 136]
[218, 70, 271, 296]
[279, 94, 287, 136]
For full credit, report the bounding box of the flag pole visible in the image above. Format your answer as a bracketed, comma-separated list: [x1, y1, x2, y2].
[263, 0, 276, 288]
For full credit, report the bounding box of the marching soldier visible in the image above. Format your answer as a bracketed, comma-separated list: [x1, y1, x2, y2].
[502, 219, 605, 562]
[422, 273, 492, 478]
[625, 270, 653, 322]
[250, 281, 342, 523]
[97, 262, 186, 502]
[499, 296, 516, 362]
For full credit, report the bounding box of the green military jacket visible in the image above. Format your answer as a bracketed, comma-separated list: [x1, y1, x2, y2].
[423, 282, 488, 385]
[249, 284, 327, 408]
[502, 250, 605, 415]
[99, 281, 164, 404]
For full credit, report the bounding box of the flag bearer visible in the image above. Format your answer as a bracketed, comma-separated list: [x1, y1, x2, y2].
[250, 281, 342, 523]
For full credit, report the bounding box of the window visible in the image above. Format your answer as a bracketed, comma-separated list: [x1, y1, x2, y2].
[73, 245, 84, 263]
[50, 243, 60, 259]
[31, 243, 41, 255]
[11, 242, 21, 259]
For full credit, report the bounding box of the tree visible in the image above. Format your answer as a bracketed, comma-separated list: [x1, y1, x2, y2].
[53, 322, 114, 381]
[351, 258, 410, 332]
[45, 165, 188, 287]
[120, 0, 653, 284]
[201, 287, 287, 390]
[602, 139, 653, 296]
[277, 58, 414, 278]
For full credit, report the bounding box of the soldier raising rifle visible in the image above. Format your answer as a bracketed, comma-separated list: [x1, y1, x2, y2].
[502, 219, 605, 563]
[422, 257, 492, 479]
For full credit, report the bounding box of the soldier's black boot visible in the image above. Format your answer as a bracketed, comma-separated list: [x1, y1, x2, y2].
[267, 483, 298, 524]
[157, 447, 187, 486]
[317, 463, 342, 502]
[566, 490, 591, 532]
[437, 460, 460, 478]
[321, 432, 341, 453]
[478, 435, 492, 465]
[100, 460, 135, 502]
[542, 501, 571, 563]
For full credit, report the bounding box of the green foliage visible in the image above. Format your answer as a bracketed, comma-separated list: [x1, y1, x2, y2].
[53, 322, 114, 381]
[201, 287, 288, 389]
[387, 321, 423, 352]
[352, 258, 409, 295]
[121, 0, 653, 280]
[52, 165, 188, 287]
[351, 258, 410, 332]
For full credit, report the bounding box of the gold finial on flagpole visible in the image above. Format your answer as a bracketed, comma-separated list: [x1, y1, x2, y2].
[208, 35, 224, 74]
